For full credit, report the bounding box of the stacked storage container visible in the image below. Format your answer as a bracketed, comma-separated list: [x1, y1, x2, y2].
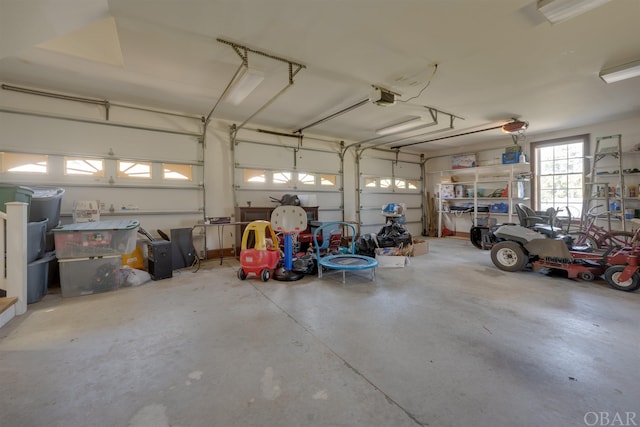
[28, 187, 65, 302]
[26, 218, 57, 303]
[29, 187, 65, 251]
[52, 220, 140, 297]
[0, 185, 54, 303]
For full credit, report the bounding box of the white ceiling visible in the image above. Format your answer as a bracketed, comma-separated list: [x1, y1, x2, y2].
[1, 0, 639, 153]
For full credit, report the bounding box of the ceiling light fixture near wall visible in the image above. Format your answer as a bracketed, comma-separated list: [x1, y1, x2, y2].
[536, 0, 610, 24]
[226, 66, 265, 106]
[376, 116, 427, 135]
[599, 59, 640, 84]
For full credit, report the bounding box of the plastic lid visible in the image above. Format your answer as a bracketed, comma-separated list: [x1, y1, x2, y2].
[52, 219, 140, 232]
[0, 184, 34, 195]
[28, 186, 65, 198]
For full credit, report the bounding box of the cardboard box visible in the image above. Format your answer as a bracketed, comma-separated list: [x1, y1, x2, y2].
[375, 247, 407, 268]
[505, 145, 522, 153]
[452, 153, 476, 169]
[439, 175, 459, 183]
[411, 239, 429, 256]
[441, 184, 455, 199]
[73, 200, 100, 223]
[375, 254, 407, 268]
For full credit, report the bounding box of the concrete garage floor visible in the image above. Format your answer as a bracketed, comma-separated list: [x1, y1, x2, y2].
[1, 237, 639, 427]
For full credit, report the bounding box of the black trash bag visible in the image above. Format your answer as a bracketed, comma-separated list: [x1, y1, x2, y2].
[377, 223, 412, 248]
[355, 233, 378, 257]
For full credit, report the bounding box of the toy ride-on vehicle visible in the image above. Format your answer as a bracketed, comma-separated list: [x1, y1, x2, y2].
[238, 220, 282, 282]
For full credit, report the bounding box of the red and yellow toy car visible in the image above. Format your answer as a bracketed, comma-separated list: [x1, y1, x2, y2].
[237, 220, 281, 281]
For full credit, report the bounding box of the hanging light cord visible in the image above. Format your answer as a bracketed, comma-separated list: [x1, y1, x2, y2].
[396, 63, 438, 104]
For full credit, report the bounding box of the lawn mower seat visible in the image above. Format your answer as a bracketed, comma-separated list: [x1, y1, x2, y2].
[516, 203, 546, 227]
[516, 204, 561, 237]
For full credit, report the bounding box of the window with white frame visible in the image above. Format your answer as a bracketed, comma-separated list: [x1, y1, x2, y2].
[532, 135, 586, 216]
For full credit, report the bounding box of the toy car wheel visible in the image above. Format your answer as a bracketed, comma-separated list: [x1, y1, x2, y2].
[260, 269, 271, 282]
[237, 268, 247, 280]
[490, 241, 527, 272]
[579, 271, 595, 281]
[604, 266, 640, 292]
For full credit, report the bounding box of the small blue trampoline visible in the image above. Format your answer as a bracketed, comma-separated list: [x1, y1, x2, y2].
[313, 222, 377, 283]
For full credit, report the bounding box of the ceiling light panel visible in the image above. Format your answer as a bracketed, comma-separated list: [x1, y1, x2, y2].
[537, 0, 610, 24]
[376, 116, 425, 135]
[226, 66, 265, 106]
[599, 59, 640, 84]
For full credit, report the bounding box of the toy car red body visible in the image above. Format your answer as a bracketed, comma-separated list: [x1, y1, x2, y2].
[237, 220, 281, 282]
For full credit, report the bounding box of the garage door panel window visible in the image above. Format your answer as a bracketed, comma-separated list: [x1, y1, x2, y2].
[244, 169, 267, 184]
[298, 172, 315, 185]
[362, 175, 420, 192]
[273, 171, 292, 185]
[117, 160, 152, 178]
[65, 157, 104, 176]
[240, 168, 337, 188]
[1, 152, 48, 174]
[320, 174, 336, 187]
[364, 177, 377, 188]
[163, 163, 193, 181]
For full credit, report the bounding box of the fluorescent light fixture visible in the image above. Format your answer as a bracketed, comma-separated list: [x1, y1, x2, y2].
[226, 66, 264, 105]
[536, 0, 610, 24]
[376, 116, 426, 135]
[599, 59, 640, 84]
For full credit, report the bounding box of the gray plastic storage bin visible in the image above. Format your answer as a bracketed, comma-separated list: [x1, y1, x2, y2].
[0, 184, 33, 215]
[28, 186, 65, 230]
[58, 256, 121, 297]
[27, 218, 48, 263]
[27, 252, 56, 304]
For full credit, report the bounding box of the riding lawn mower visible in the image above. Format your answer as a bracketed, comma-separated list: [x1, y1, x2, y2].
[470, 222, 640, 292]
